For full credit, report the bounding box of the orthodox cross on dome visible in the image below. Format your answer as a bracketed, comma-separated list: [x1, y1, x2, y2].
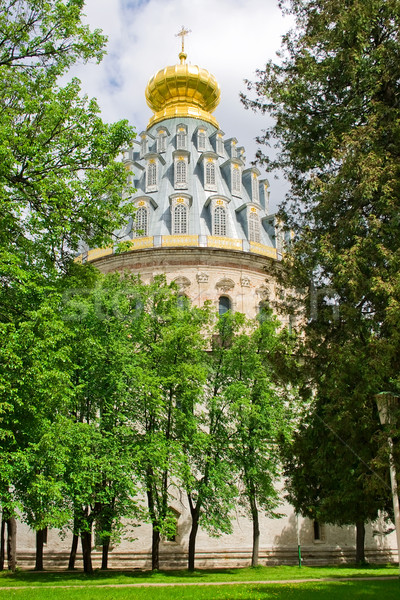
[175, 25, 191, 53]
[175, 26, 191, 63]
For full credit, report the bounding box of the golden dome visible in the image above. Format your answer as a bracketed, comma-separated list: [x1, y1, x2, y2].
[145, 52, 221, 129]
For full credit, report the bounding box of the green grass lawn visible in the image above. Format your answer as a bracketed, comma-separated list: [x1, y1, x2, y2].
[0, 564, 398, 587]
[0, 580, 399, 600]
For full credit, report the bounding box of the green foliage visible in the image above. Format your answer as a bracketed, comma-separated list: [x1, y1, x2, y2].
[224, 309, 293, 519]
[0, 1, 135, 552]
[0, 0, 135, 290]
[243, 0, 400, 533]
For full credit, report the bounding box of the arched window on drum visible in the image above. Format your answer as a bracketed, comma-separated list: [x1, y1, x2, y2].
[177, 127, 187, 150]
[213, 206, 227, 236]
[206, 161, 216, 187]
[175, 159, 187, 187]
[146, 160, 157, 191]
[135, 206, 148, 237]
[249, 212, 260, 243]
[173, 203, 188, 234]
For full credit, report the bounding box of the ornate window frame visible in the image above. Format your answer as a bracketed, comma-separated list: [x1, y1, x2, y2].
[214, 205, 227, 236]
[216, 133, 224, 156]
[176, 124, 188, 150]
[134, 203, 149, 237]
[156, 126, 169, 153]
[146, 159, 157, 192]
[200, 152, 218, 192]
[205, 160, 216, 189]
[232, 163, 242, 196]
[218, 295, 231, 315]
[251, 172, 260, 203]
[197, 128, 207, 152]
[144, 153, 165, 193]
[224, 137, 238, 158]
[132, 196, 158, 238]
[259, 178, 270, 213]
[169, 193, 192, 235]
[139, 131, 154, 158]
[140, 133, 148, 158]
[173, 150, 190, 190]
[206, 196, 230, 237]
[248, 207, 260, 243]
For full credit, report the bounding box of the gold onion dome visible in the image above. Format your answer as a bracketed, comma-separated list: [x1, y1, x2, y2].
[145, 51, 221, 129]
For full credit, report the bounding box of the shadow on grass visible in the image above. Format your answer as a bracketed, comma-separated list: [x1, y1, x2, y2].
[250, 581, 400, 600]
[0, 563, 397, 587]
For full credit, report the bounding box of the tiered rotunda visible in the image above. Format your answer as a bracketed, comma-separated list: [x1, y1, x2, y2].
[78, 40, 288, 318]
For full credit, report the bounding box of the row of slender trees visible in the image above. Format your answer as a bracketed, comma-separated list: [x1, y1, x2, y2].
[1, 269, 294, 572]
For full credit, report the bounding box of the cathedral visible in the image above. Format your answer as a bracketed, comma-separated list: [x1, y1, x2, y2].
[18, 36, 397, 569]
[79, 33, 286, 319]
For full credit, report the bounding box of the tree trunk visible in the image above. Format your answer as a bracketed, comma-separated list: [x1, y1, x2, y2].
[0, 519, 5, 571]
[146, 480, 161, 571]
[6, 517, 17, 572]
[81, 529, 93, 574]
[35, 529, 46, 571]
[188, 507, 200, 571]
[151, 525, 160, 571]
[101, 539, 110, 570]
[250, 495, 260, 567]
[355, 520, 365, 564]
[68, 533, 79, 570]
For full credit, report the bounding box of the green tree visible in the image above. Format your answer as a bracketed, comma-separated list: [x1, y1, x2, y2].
[0, 1, 135, 568]
[0, 288, 73, 570]
[60, 270, 144, 573]
[282, 391, 390, 563]
[181, 312, 240, 572]
[129, 278, 210, 571]
[226, 308, 292, 567]
[242, 0, 400, 546]
[182, 309, 294, 570]
[0, 0, 134, 309]
[242, 0, 400, 394]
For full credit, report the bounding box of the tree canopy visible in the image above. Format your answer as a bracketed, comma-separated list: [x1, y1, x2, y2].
[242, 0, 400, 558]
[0, 0, 134, 292]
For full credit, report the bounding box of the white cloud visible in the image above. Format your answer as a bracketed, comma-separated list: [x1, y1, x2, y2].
[74, 0, 294, 208]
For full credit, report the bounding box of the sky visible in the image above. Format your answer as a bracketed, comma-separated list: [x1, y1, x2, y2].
[75, 0, 294, 209]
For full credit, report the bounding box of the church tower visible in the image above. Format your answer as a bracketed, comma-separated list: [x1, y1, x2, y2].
[79, 30, 286, 318]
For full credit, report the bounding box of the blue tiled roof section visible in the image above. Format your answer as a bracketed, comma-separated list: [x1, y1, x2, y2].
[123, 116, 275, 247]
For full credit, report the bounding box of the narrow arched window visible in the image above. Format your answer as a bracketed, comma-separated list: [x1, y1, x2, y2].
[198, 130, 206, 151]
[141, 137, 148, 157]
[206, 161, 216, 186]
[218, 296, 231, 315]
[214, 206, 227, 236]
[135, 207, 148, 237]
[157, 133, 167, 153]
[249, 212, 260, 243]
[147, 162, 157, 188]
[174, 204, 187, 234]
[176, 160, 187, 185]
[251, 175, 259, 203]
[177, 128, 187, 150]
[232, 166, 241, 193]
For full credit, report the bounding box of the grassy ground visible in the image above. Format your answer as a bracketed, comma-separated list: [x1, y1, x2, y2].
[0, 580, 399, 600]
[0, 564, 398, 587]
